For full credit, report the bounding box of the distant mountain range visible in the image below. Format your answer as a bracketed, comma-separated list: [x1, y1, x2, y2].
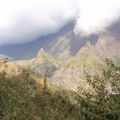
[0, 20, 120, 90]
[0, 21, 120, 60]
[15, 32, 120, 90]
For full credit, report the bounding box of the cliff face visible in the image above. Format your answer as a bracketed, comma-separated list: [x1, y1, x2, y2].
[95, 35, 120, 57]
[50, 41, 99, 90]
[15, 33, 120, 91]
[49, 34, 120, 91]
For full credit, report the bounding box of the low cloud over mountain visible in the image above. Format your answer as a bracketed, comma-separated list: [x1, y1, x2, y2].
[0, 0, 120, 45]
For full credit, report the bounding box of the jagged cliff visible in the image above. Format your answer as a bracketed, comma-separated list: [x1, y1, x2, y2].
[15, 34, 120, 91]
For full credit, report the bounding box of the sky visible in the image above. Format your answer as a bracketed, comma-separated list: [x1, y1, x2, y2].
[0, 0, 120, 45]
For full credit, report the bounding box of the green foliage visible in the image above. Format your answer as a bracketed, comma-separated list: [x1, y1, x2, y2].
[0, 58, 120, 120]
[0, 72, 34, 120]
[33, 90, 81, 120]
[76, 58, 120, 120]
[0, 72, 80, 120]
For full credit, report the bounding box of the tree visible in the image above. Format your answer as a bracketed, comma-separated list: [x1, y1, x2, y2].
[43, 61, 49, 90]
[76, 58, 120, 120]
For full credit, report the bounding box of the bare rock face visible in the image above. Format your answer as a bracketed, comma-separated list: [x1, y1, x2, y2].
[50, 34, 120, 91]
[95, 35, 120, 58]
[50, 41, 99, 91]
[16, 34, 120, 91]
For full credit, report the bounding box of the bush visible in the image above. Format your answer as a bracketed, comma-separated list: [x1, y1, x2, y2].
[76, 59, 120, 120]
[0, 73, 80, 120]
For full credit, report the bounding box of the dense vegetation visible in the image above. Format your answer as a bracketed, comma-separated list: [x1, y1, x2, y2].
[76, 59, 120, 120]
[0, 59, 120, 120]
[0, 72, 79, 120]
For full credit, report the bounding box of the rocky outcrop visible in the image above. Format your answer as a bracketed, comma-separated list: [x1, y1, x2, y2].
[16, 34, 120, 91]
[17, 48, 58, 77]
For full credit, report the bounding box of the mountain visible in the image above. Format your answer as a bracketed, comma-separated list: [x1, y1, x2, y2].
[0, 21, 99, 60]
[0, 20, 120, 91]
[17, 48, 58, 78]
[49, 41, 98, 90]
[49, 34, 120, 90]
[95, 34, 120, 56]
[0, 22, 75, 60]
[0, 21, 120, 61]
[14, 30, 120, 91]
[0, 22, 120, 120]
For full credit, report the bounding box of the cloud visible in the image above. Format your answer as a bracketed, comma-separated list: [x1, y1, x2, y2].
[0, 0, 120, 45]
[74, 0, 120, 36]
[0, 0, 78, 45]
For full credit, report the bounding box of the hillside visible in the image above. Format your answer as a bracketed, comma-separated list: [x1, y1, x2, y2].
[0, 1, 120, 119]
[0, 71, 82, 120]
[0, 34, 120, 119]
[50, 34, 120, 89]
[0, 57, 120, 120]
[15, 33, 120, 91]
[0, 22, 120, 60]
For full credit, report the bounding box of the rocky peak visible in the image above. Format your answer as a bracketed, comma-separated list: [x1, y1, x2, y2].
[76, 41, 93, 56]
[84, 41, 93, 48]
[37, 48, 48, 60]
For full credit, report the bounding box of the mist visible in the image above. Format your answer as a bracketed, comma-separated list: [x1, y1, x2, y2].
[0, 0, 120, 45]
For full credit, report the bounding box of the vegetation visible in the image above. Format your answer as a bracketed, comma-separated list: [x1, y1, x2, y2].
[76, 58, 120, 120]
[0, 72, 79, 120]
[0, 58, 120, 120]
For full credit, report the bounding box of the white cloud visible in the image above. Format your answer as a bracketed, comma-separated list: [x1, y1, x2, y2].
[74, 0, 120, 36]
[0, 0, 78, 45]
[0, 0, 120, 45]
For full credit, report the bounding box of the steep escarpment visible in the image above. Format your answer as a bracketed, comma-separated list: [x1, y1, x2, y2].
[15, 34, 120, 91]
